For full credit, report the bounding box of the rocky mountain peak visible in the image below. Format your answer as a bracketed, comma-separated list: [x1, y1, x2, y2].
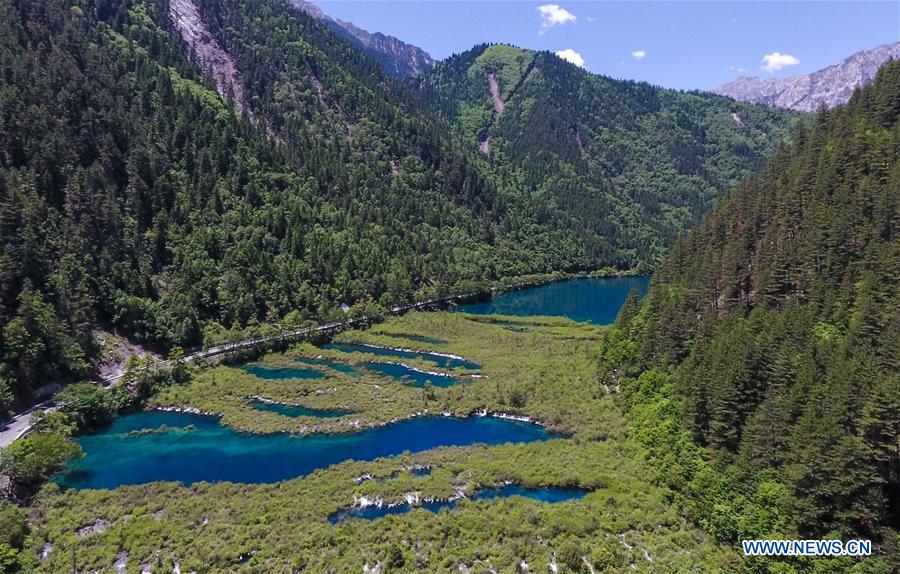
[286, 0, 434, 78]
[715, 42, 900, 112]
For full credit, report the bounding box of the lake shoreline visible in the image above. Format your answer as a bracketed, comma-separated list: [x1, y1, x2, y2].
[150, 405, 552, 437]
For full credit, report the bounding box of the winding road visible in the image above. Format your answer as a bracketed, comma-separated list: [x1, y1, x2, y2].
[0, 293, 479, 449]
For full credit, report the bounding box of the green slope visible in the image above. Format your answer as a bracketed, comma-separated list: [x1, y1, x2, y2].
[417, 44, 802, 268]
[601, 61, 899, 567]
[0, 0, 799, 410]
[0, 0, 591, 408]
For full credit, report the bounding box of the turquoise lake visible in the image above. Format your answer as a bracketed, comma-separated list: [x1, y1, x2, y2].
[250, 398, 353, 418]
[294, 357, 361, 376]
[242, 364, 326, 380]
[453, 276, 650, 324]
[58, 412, 552, 489]
[55, 276, 648, 491]
[329, 485, 587, 523]
[363, 362, 461, 388]
[324, 342, 481, 370]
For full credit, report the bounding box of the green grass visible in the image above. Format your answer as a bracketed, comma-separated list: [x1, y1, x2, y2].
[26, 313, 734, 572]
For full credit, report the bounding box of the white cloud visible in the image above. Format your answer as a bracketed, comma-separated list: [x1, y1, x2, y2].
[555, 48, 585, 68]
[538, 4, 576, 34]
[761, 52, 799, 72]
[632, 50, 646, 60]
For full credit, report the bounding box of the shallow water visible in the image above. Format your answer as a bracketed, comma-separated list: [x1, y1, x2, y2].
[329, 484, 586, 523]
[453, 276, 650, 324]
[58, 412, 552, 489]
[324, 342, 481, 370]
[294, 357, 361, 376]
[251, 398, 353, 418]
[242, 364, 326, 380]
[362, 362, 461, 388]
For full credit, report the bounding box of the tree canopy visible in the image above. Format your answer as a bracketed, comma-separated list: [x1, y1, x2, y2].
[601, 60, 900, 554]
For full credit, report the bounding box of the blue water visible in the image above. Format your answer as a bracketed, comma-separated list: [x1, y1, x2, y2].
[251, 398, 353, 419]
[294, 357, 361, 377]
[474, 484, 586, 503]
[242, 364, 326, 381]
[329, 485, 586, 523]
[453, 276, 650, 325]
[363, 362, 461, 388]
[58, 412, 552, 489]
[324, 343, 481, 370]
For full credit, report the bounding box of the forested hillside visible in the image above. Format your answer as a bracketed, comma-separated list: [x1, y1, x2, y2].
[418, 44, 801, 267]
[0, 0, 592, 410]
[601, 61, 899, 565]
[0, 0, 798, 411]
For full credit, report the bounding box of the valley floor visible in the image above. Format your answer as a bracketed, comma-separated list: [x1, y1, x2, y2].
[26, 313, 728, 572]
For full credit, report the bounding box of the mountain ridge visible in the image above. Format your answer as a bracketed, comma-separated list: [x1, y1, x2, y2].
[0, 0, 796, 409]
[716, 41, 900, 111]
[285, 0, 434, 78]
[418, 43, 801, 267]
[604, 59, 900, 552]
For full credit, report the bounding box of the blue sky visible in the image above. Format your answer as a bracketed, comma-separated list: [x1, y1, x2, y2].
[316, 1, 900, 90]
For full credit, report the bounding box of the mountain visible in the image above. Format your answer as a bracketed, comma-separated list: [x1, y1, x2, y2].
[603, 61, 899, 553]
[285, 0, 434, 78]
[418, 44, 801, 266]
[0, 0, 592, 409]
[0, 0, 798, 410]
[716, 41, 900, 111]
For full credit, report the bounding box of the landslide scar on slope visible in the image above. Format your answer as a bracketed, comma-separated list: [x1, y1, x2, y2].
[479, 73, 505, 156]
[168, 0, 246, 112]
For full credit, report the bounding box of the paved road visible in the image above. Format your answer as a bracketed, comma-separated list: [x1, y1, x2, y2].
[0, 293, 477, 449]
[0, 404, 51, 448]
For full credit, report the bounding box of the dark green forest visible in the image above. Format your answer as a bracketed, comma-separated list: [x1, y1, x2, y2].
[0, 0, 796, 410]
[0, 0, 572, 409]
[601, 61, 900, 568]
[417, 43, 800, 266]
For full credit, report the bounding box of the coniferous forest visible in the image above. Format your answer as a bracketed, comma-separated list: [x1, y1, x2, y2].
[0, 0, 797, 409]
[0, 0, 897, 572]
[601, 60, 899, 562]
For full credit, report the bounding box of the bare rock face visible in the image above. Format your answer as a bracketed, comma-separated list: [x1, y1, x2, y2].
[715, 42, 900, 112]
[285, 0, 434, 78]
[168, 0, 245, 110]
